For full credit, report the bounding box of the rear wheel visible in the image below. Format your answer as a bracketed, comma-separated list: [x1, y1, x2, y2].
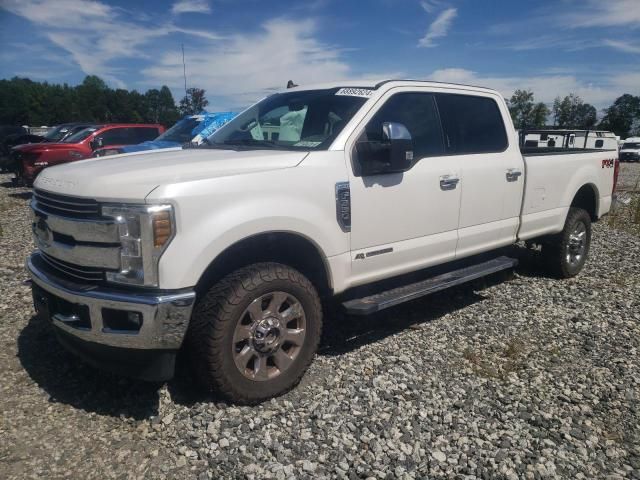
[543, 207, 592, 278]
[187, 263, 322, 404]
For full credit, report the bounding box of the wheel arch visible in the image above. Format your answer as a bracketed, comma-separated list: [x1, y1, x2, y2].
[570, 183, 599, 221]
[194, 231, 333, 297]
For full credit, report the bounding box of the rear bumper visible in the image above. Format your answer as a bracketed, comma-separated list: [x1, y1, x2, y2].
[27, 253, 196, 381]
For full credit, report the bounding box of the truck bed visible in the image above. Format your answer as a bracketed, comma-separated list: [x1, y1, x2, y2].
[521, 147, 617, 156]
[517, 148, 616, 241]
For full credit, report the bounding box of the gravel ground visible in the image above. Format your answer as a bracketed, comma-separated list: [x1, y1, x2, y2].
[1, 166, 639, 480]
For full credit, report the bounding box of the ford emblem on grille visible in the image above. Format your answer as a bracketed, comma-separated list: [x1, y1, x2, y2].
[34, 217, 53, 248]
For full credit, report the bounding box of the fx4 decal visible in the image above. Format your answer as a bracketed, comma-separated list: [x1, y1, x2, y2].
[601, 159, 615, 168]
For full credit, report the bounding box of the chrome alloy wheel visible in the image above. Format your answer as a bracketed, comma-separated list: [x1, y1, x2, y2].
[566, 220, 587, 266]
[232, 291, 306, 381]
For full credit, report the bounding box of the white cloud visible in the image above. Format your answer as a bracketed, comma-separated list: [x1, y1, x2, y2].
[602, 39, 640, 54]
[0, 0, 111, 27]
[0, 0, 223, 87]
[566, 0, 640, 28]
[171, 0, 211, 15]
[420, 1, 443, 14]
[429, 68, 640, 109]
[418, 7, 457, 48]
[142, 18, 393, 108]
[488, 0, 640, 55]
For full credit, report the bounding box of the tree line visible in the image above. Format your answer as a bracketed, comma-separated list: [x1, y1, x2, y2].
[1, 75, 638, 137]
[508, 89, 640, 138]
[0, 75, 210, 128]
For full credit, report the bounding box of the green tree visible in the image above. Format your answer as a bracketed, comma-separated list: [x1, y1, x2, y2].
[75, 75, 110, 121]
[508, 89, 548, 129]
[531, 102, 550, 129]
[146, 86, 180, 126]
[145, 88, 161, 122]
[552, 97, 561, 126]
[158, 86, 180, 126]
[599, 94, 640, 138]
[552, 93, 597, 129]
[0, 76, 181, 127]
[179, 87, 209, 115]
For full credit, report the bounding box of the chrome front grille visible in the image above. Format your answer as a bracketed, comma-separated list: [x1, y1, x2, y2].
[30, 190, 121, 285]
[33, 189, 100, 217]
[40, 252, 106, 282]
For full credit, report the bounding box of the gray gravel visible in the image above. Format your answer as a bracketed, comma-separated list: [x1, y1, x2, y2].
[1, 167, 640, 479]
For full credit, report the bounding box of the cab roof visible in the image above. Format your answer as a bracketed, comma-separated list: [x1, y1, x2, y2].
[283, 79, 501, 96]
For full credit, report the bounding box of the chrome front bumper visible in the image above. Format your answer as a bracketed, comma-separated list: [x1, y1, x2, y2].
[27, 253, 196, 350]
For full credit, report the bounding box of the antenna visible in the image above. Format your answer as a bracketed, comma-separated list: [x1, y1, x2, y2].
[182, 43, 188, 100]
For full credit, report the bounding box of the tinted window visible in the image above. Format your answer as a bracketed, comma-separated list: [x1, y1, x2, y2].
[63, 127, 99, 143]
[43, 125, 69, 141]
[130, 127, 160, 143]
[436, 94, 508, 154]
[99, 128, 131, 146]
[363, 93, 444, 159]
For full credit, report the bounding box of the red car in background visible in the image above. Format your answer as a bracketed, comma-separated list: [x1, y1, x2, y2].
[11, 123, 165, 185]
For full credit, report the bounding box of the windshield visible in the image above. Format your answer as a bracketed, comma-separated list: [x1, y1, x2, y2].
[43, 125, 70, 141]
[156, 117, 202, 143]
[622, 142, 640, 149]
[63, 127, 99, 143]
[207, 88, 369, 150]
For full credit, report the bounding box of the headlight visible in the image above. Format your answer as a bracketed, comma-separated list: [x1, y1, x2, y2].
[101, 204, 174, 287]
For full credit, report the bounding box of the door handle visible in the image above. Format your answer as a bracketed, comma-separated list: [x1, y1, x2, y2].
[439, 175, 460, 190]
[506, 169, 522, 182]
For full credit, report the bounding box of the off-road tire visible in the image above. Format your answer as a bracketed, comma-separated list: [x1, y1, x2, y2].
[543, 207, 592, 278]
[187, 262, 322, 404]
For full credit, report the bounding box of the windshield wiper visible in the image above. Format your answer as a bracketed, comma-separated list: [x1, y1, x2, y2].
[222, 139, 279, 148]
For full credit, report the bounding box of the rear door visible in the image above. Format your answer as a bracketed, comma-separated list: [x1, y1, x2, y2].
[435, 92, 524, 258]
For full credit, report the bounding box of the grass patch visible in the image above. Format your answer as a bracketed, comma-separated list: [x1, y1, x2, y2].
[608, 167, 640, 236]
[504, 338, 526, 359]
[462, 338, 527, 381]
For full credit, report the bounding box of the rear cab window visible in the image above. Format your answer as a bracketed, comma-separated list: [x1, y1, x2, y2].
[435, 93, 508, 154]
[99, 128, 131, 146]
[130, 127, 161, 143]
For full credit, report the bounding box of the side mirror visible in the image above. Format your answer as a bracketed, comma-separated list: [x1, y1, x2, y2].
[355, 122, 413, 176]
[90, 136, 103, 150]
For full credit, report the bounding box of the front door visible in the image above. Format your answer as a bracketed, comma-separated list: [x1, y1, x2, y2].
[347, 89, 461, 286]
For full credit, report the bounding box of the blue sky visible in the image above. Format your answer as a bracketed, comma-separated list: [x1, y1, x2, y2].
[1, 0, 639, 112]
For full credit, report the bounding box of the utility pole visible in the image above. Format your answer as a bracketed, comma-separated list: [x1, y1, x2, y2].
[182, 43, 188, 107]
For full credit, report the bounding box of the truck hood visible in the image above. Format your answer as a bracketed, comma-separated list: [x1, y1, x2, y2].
[34, 147, 309, 201]
[14, 142, 78, 152]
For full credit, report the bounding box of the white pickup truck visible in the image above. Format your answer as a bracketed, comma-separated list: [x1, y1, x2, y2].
[27, 80, 619, 403]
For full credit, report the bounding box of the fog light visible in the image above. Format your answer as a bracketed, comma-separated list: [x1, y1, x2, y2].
[127, 311, 142, 327]
[102, 309, 143, 332]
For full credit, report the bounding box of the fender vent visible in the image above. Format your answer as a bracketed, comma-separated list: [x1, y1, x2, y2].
[335, 182, 351, 232]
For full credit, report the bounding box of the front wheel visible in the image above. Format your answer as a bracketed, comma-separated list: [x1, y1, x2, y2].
[187, 263, 322, 404]
[543, 207, 592, 278]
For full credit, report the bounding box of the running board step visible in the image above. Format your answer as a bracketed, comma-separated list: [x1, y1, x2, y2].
[342, 256, 518, 315]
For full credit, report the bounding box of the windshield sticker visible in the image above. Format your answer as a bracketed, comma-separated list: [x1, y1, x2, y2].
[335, 88, 374, 98]
[294, 140, 322, 147]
